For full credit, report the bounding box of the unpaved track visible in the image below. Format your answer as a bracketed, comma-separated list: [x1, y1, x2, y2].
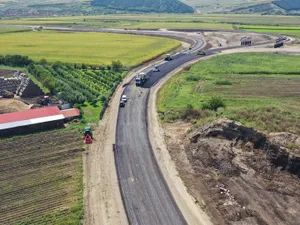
[84, 92, 127, 225]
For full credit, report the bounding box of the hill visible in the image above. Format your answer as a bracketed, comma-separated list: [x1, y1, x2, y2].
[0, 0, 193, 17]
[273, 0, 300, 11]
[183, 0, 300, 15]
[91, 0, 194, 13]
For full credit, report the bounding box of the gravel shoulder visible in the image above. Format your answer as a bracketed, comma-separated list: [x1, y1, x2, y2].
[148, 57, 214, 225]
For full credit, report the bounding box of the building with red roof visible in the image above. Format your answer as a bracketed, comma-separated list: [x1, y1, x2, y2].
[61, 108, 80, 120]
[0, 106, 65, 136]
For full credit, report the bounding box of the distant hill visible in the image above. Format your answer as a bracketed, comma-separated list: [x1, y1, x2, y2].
[273, 0, 300, 11]
[183, 0, 300, 14]
[91, 0, 194, 13]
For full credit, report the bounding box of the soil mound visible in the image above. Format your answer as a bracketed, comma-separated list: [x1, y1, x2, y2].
[183, 118, 300, 225]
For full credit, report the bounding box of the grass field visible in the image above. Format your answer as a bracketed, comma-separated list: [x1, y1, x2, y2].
[0, 30, 179, 66]
[0, 26, 31, 34]
[157, 53, 300, 134]
[0, 130, 84, 225]
[238, 25, 300, 37]
[2, 14, 300, 27]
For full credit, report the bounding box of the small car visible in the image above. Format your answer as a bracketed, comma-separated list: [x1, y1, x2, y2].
[119, 100, 125, 107]
[152, 65, 160, 72]
[121, 95, 127, 102]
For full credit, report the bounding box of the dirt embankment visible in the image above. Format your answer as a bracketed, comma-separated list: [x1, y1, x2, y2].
[0, 99, 30, 113]
[202, 32, 274, 48]
[165, 119, 300, 225]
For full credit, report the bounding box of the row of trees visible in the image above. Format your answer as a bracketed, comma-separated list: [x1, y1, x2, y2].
[0, 54, 124, 105]
[0, 55, 32, 67]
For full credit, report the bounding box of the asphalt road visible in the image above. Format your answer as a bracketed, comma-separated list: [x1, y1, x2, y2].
[0, 24, 275, 224]
[114, 34, 274, 224]
[114, 34, 205, 225]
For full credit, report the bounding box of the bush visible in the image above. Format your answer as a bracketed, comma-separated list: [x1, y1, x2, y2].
[215, 80, 233, 85]
[202, 96, 226, 111]
[91, 99, 98, 107]
[185, 75, 201, 81]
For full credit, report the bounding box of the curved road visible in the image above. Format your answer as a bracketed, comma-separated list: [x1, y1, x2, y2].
[115, 42, 204, 224]
[0, 24, 275, 224]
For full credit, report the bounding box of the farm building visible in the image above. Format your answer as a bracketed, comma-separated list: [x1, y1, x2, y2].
[0, 106, 66, 136]
[61, 108, 81, 121]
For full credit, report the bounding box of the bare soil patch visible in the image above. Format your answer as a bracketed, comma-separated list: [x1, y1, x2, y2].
[165, 119, 300, 225]
[0, 98, 30, 113]
[203, 32, 274, 48]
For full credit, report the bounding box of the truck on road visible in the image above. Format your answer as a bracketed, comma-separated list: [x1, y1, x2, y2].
[135, 72, 149, 87]
[164, 54, 172, 61]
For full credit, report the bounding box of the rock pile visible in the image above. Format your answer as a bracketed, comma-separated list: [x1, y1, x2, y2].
[0, 71, 43, 98]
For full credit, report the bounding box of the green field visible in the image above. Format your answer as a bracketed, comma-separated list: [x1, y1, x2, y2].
[2, 14, 300, 27]
[158, 53, 300, 134]
[0, 30, 179, 66]
[0, 26, 31, 34]
[238, 25, 300, 37]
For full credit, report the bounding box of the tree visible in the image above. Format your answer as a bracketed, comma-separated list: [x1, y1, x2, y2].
[111, 60, 123, 72]
[81, 63, 87, 70]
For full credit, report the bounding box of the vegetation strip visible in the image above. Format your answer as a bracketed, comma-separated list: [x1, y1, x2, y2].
[157, 53, 300, 134]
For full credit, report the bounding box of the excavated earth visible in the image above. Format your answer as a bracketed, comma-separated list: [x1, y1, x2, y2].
[164, 119, 300, 225]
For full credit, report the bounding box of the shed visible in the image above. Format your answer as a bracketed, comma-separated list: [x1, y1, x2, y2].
[61, 108, 80, 120]
[0, 106, 65, 136]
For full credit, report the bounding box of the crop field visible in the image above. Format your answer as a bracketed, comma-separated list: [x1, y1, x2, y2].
[239, 25, 300, 37]
[0, 26, 31, 34]
[157, 53, 300, 134]
[0, 31, 179, 66]
[1, 14, 300, 27]
[121, 22, 233, 29]
[0, 54, 124, 123]
[0, 130, 84, 225]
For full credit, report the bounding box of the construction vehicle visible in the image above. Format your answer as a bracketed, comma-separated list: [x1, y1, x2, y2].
[83, 127, 93, 144]
[197, 50, 206, 56]
[165, 54, 172, 61]
[274, 41, 284, 48]
[135, 72, 149, 87]
[38, 96, 50, 106]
